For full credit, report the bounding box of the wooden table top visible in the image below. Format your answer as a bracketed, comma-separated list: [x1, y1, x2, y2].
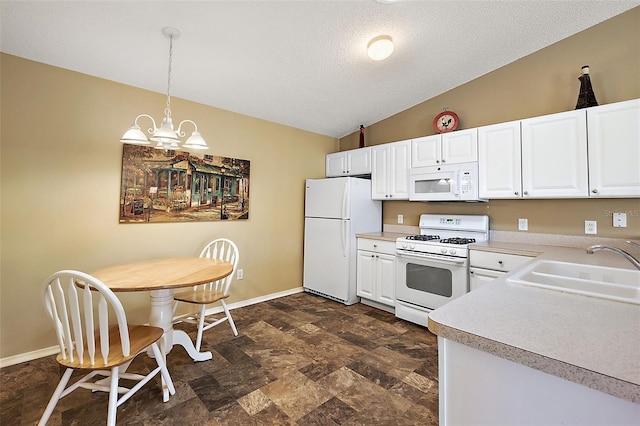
[90, 257, 233, 292]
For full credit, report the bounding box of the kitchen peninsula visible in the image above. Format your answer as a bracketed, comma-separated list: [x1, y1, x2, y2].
[428, 242, 640, 425]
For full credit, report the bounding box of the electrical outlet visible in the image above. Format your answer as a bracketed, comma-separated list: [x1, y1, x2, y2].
[585, 220, 597, 235]
[613, 212, 627, 228]
[237, 269, 244, 280]
[397, 214, 404, 224]
[518, 218, 528, 231]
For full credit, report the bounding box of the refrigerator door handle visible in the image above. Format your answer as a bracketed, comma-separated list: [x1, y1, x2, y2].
[341, 220, 347, 257]
[341, 180, 348, 219]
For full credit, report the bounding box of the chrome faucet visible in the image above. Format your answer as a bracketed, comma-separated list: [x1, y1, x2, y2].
[586, 241, 640, 270]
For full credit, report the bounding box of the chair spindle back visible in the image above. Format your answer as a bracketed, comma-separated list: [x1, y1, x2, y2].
[42, 270, 130, 366]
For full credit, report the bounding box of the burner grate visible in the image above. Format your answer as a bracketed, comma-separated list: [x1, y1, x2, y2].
[406, 235, 440, 241]
[439, 237, 476, 245]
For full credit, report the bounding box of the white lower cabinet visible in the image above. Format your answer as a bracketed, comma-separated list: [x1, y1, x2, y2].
[356, 238, 396, 307]
[469, 250, 534, 291]
[438, 337, 640, 425]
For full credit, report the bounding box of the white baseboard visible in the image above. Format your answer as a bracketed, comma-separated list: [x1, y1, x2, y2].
[0, 287, 305, 369]
[0, 346, 60, 369]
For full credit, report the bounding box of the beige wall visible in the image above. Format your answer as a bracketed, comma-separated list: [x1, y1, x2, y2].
[340, 7, 640, 239]
[0, 54, 337, 359]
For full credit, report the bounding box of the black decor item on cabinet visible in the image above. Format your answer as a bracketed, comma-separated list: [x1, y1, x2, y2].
[359, 125, 365, 148]
[575, 65, 599, 109]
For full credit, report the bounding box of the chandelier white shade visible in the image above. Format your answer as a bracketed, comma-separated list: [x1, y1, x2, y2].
[367, 35, 394, 61]
[120, 27, 208, 150]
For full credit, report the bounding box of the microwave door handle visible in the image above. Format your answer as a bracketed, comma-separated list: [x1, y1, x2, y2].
[450, 178, 459, 195]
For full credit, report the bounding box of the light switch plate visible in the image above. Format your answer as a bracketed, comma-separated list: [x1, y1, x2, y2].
[237, 269, 244, 280]
[613, 212, 627, 228]
[585, 220, 597, 235]
[397, 214, 403, 224]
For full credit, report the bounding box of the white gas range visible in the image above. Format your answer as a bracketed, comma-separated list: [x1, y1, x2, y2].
[395, 214, 489, 327]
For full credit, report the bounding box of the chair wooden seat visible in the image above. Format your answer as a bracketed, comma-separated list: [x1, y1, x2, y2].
[56, 325, 164, 369]
[39, 270, 175, 426]
[173, 289, 229, 305]
[173, 238, 240, 352]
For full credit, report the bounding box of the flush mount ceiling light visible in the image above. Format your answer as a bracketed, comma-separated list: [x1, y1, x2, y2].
[120, 27, 208, 151]
[367, 35, 394, 61]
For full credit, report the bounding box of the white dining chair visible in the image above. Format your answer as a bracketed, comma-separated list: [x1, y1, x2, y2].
[39, 270, 175, 426]
[173, 238, 240, 351]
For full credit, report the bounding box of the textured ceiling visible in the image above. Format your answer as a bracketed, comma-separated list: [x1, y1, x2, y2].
[1, 1, 638, 138]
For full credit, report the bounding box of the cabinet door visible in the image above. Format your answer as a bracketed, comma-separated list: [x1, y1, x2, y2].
[442, 128, 478, 164]
[356, 250, 375, 299]
[469, 268, 505, 291]
[521, 110, 588, 198]
[376, 253, 396, 306]
[347, 147, 372, 175]
[587, 99, 640, 198]
[412, 135, 441, 167]
[326, 152, 346, 177]
[478, 121, 522, 198]
[388, 140, 411, 199]
[371, 145, 389, 200]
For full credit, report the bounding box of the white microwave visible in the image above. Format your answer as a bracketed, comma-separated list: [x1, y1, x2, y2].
[409, 163, 486, 202]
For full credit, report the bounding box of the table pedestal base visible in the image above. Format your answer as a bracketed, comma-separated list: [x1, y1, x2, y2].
[149, 289, 213, 400]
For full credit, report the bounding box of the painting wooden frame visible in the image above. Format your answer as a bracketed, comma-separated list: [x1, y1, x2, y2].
[119, 144, 250, 223]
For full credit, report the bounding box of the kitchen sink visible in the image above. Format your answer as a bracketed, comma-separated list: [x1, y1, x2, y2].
[506, 260, 640, 305]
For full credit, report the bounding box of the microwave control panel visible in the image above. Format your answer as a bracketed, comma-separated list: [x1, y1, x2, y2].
[460, 171, 473, 195]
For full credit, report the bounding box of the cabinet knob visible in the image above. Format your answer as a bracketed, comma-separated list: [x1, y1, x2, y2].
[514, 191, 519, 196]
[523, 191, 529, 196]
[592, 189, 598, 194]
[498, 260, 503, 265]
[436, 160, 440, 164]
[441, 159, 446, 163]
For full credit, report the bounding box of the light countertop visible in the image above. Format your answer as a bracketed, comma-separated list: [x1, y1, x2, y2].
[428, 242, 640, 404]
[356, 232, 412, 242]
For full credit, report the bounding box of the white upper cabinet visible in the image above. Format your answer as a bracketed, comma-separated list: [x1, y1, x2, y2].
[326, 147, 372, 177]
[521, 109, 588, 198]
[587, 99, 640, 198]
[412, 128, 478, 167]
[371, 140, 411, 200]
[442, 129, 479, 164]
[478, 121, 522, 199]
[411, 134, 440, 167]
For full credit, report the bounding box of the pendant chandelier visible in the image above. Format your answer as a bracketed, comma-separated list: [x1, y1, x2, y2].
[120, 27, 208, 150]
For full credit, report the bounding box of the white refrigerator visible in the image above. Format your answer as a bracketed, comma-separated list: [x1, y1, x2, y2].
[303, 177, 382, 305]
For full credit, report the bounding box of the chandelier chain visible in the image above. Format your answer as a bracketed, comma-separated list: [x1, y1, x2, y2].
[165, 33, 173, 116]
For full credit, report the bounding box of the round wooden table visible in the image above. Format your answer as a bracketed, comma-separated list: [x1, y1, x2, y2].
[91, 257, 233, 359]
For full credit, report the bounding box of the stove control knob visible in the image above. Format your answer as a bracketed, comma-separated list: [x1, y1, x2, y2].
[401, 242, 407, 249]
[440, 248, 448, 254]
[409, 243, 416, 250]
[449, 248, 457, 255]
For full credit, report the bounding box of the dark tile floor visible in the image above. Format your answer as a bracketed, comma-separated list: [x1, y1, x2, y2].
[0, 292, 439, 425]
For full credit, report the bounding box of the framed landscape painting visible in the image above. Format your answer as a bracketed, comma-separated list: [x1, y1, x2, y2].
[119, 144, 250, 223]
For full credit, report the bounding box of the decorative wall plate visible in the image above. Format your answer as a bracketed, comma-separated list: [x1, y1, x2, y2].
[433, 110, 460, 133]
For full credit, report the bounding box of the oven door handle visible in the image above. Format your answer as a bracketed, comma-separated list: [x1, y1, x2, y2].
[397, 252, 467, 265]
